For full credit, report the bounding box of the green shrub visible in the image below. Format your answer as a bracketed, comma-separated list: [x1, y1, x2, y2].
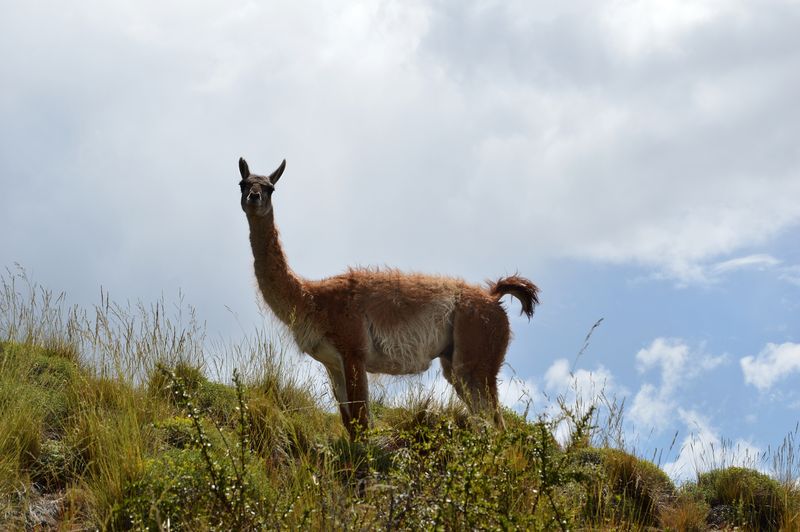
[118, 381, 271, 531]
[195, 380, 239, 424]
[356, 417, 571, 530]
[248, 393, 307, 460]
[660, 490, 710, 532]
[29, 353, 79, 433]
[576, 447, 675, 527]
[147, 362, 240, 424]
[154, 417, 196, 450]
[696, 466, 785, 531]
[0, 381, 45, 485]
[117, 448, 221, 530]
[30, 347, 81, 386]
[1, 342, 80, 436]
[147, 361, 206, 400]
[30, 438, 80, 492]
[1, 342, 84, 500]
[249, 368, 319, 413]
[244, 379, 340, 464]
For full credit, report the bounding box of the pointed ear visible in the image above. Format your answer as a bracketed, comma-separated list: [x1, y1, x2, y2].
[269, 159, 287, 185]
[238, 157, 250, 179]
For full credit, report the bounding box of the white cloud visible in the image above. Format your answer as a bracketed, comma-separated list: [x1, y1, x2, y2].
[663, 253, 793, 287]
[711, 254, 781, 274]
[630, 338, 727, 432]
[544, 358, 616, 403]
[663, 408, 763, 482]
[635, 338, 689, 393]
[601, 0, 743, 58]
[2, 0, 800, 322]
[636, 337, 726, 383]
[741, 342, 800, 391]
[779, 265, 800, 286]
[498, 368, 540, 412]
[630, 383, 673, 430]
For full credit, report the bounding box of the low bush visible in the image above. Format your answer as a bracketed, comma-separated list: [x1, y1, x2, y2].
[154, 416, 196, 450]
[659, 491, 709, 532]
[117, 448, 233, 530]
[576, 447, 675, 527]
[696, 466, 786, 531]
[0, 381, 45, 485]
[30, 438, 80, 492]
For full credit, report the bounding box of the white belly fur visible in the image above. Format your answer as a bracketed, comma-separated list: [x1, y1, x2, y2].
[292, 297, 455, 377]
[364, 298, 455, 375]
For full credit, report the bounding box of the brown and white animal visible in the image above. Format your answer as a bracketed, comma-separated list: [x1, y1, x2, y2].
[238, 157, 539, 439]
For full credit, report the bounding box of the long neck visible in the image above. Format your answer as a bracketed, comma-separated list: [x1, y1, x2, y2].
[247, 211, 308, 325]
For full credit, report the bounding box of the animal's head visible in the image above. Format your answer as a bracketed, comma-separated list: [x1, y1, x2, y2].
[238, 157, 286, 217]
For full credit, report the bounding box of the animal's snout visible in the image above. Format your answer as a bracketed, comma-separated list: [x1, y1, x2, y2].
[247, 190, 262, 202]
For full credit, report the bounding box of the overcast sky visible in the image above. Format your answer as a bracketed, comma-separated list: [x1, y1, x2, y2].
[2, 0, 799, 481]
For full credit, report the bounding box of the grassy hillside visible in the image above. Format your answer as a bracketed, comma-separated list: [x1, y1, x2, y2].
[1, 272, 798, 530]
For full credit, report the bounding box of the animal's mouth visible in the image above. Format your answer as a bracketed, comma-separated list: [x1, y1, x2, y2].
[242, 197, 270, 215]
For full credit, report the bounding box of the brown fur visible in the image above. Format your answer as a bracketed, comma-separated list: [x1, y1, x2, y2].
[489, 275, 540, 318]
[238, 158, 540, 438]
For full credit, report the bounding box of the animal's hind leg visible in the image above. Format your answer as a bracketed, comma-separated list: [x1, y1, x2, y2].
[449, 299, 510, 429]
[440, 355, 468, 405]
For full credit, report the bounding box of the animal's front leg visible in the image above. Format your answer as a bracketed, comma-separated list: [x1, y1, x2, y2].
[325, 364, 352, 431]
[342, 354, 369, 440]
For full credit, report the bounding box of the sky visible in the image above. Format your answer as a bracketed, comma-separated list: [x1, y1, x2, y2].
[1, 0, 799, 482]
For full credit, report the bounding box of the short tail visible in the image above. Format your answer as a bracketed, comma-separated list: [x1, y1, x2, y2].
[489, 275, 540, 319]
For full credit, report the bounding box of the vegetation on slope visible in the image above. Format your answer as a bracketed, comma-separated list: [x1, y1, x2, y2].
[1, 270, 798, 530]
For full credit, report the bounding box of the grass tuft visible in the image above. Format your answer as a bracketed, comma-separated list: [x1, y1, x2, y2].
[695, 466, 787, 531]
